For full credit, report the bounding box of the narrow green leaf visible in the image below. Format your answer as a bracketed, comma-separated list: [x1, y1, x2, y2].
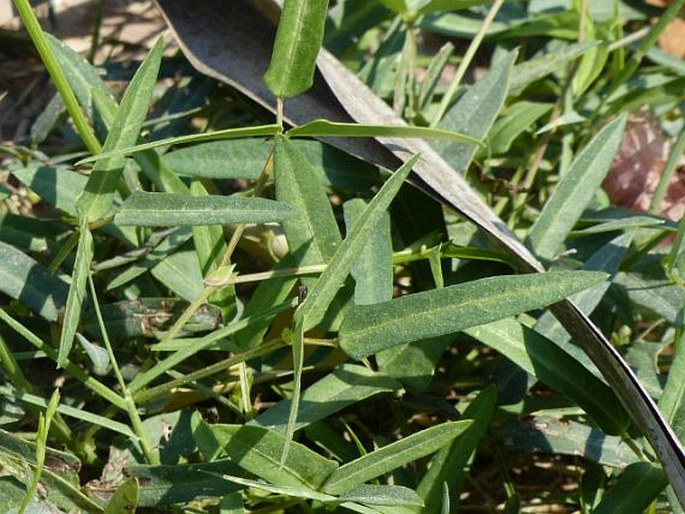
[190, 181, 235, 316]
[499, 415, 639, 468]
[527, 115, 627, 260]
[322, 421, 471, 495]
[151, 249, 205, 303]
[338, 485, 424, 507]
[613, 271, 685, 326]
[81, 298, 222, 341]
[573, 42, 608, 97]
[343, 198, 393, 306]
[0, 386, 133, 438]
[297, 154, 418, 331]
[418, 41, 454, 111]
[121, 460, 243, 507]
[660, 339, 685, 443]
[203, 473, 336, 502]
[486, 101, 553, 155]
[378, 0, 407, 14]
[465, 318, 629, 435]
[58, 224, 94, 368]
[165, 139, 271, 179]
[275, 136, 341, 264]
[417, 387, 496, 512]
[194, 423, 338, 490]
[416, 0, 491, 15]
[253, 364, 402, 433]
[592, 462, 668, 514]
[288, 119, 484, 147]
[44, 33, 116, 128]
[104, 478, 139, 514]
[263, 0, 329, 97]
[77, 125, 281, 165]
[508, 41, 598, 95]
[433, 49, 517, 172]
[114, 192, 296, 227]
[0, 241, 68, 322]
[340, 271, 607, 359]
[77, 38, 164, 221]
[11, 162, 87, 216]
[282, 315, 305, 465]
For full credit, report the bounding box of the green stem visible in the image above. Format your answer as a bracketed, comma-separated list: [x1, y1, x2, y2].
[0, 309, 127, 410]
[163, 150, 275, 342]
[431, 0, 505, 126]
[134, 337, 286, 404]
[12, 0, 101, 154]
[87, 273, 159, 465]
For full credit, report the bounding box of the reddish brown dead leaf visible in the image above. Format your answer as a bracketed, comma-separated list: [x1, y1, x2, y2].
[603, 109, 685, 220]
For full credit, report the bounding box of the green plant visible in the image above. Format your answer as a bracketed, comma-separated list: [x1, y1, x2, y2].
[1, 0, 685, 511]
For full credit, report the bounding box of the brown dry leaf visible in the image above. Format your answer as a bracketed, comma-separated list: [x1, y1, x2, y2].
[643, 0, 685, 58]
[659, 18, 685, 59]
[603, 108, 685, 220]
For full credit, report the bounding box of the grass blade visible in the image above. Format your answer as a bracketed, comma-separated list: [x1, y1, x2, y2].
[339, 271, 607, 359]
[263, 0, 329, 98]
[114, 192, 297, 226]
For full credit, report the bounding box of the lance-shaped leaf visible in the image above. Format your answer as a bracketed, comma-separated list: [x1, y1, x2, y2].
[322, 421, 472, 495]
[275, 135, 340, 264]
[114, 192, 296, 227]
[253, 364, 401, 433]
[465, 318, 629, 435]
[527, 115, 627, 261]
[193, 422, 338, 490]
[417, 387, 496, 512]
[0, 242, 68, 322]
[76, 125, 281, 165]
[432, 49, 516, 172]
[288, 119, 484, 147]
[339, 271, 606, 359]
[77, 38, 164, 221]
[263, 0, 329, 97]
[58, 223, 94, 368]
[103, 478, 139, 514]
[296, 154, 418, 331]
[592, 462, 668, 514]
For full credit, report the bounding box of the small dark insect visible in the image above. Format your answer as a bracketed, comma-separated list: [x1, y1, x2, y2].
[297, 283, 308, 303]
